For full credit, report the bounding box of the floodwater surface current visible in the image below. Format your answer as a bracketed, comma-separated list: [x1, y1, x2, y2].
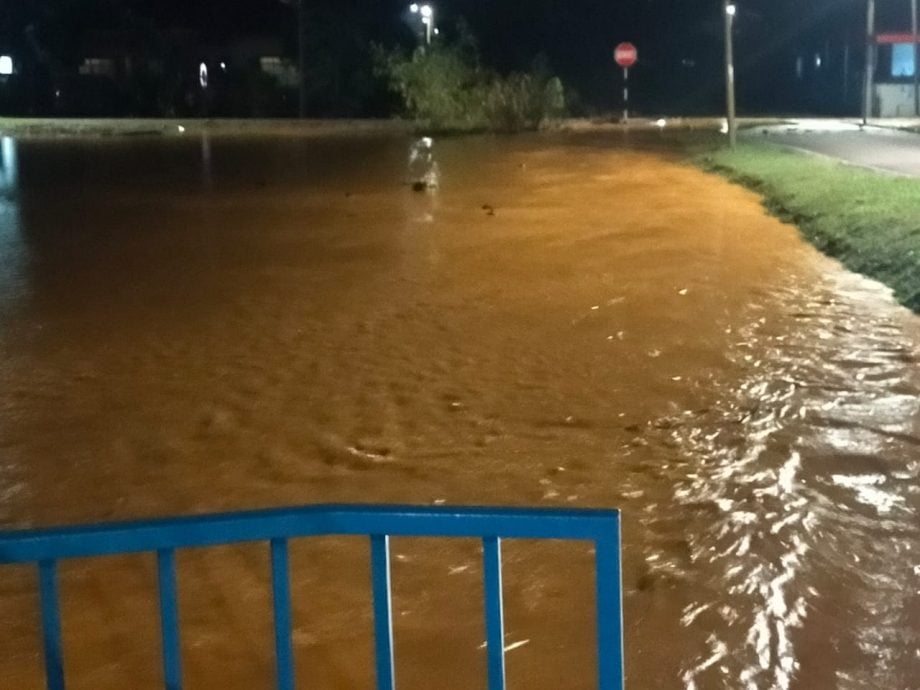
[0, 132, 918, 689]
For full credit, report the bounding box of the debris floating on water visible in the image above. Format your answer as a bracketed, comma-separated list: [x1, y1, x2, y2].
[477, 639, 531, 652]
[504, 639, 530, 653]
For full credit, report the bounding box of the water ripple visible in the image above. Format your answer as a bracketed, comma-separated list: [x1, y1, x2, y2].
[653, 276, 920, 689]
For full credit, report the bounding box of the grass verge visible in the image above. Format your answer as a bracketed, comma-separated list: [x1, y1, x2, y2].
[696, 142, 920, 312]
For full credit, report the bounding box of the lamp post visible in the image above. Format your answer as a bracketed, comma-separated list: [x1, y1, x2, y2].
[912, 0, 918, 116]
[298, 0, 306, 118]
[279, 0, 307, 117]
[421, 4, 434, 45]
[863, 0, 876, 124]
[723, 1, 737, 149]
[410, 4, 435, 46]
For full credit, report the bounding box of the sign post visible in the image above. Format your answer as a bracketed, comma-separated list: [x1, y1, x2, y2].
[614, 42, 638, 123]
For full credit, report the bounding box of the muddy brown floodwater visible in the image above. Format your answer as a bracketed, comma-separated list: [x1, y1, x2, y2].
[1, 132, 919, 689]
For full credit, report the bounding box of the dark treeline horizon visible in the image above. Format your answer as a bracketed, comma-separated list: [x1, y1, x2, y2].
[0, 0, 902, 117]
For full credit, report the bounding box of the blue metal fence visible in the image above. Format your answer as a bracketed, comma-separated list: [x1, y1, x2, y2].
[0, 504, 623, 690]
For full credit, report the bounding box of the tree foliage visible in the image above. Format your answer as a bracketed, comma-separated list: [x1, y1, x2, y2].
[374, 31, 566, 133]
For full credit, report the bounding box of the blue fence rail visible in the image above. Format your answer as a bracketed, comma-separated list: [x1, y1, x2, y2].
[0, 504, 623, 690]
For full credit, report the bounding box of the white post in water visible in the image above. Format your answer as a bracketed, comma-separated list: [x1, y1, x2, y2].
[723, 1, 737, 149]
[863, 0, 876, 124]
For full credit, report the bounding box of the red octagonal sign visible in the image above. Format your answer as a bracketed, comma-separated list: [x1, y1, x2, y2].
[614, 42, 638, 68]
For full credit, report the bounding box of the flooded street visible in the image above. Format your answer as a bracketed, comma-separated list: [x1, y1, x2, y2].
[1, 131, 919, 689]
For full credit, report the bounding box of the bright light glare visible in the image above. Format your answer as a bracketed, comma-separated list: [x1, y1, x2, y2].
[720, 118, 729, 134]
[726, 4, 736, 16]
[420, 4, 433, 18]
[409, 3, 419, 12]
[433, 28, 440, 35]
[199, 62, 208, 88]
[655, 118, 667, 128]
[0, 56, 12, 76]
[220, 61, 227, 70]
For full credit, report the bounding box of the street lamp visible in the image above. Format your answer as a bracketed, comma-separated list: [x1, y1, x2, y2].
[410, 3, 435, 45]
[278, 0, 307, 118]
[723, 1, 737, 149]
[912, 0, 918, 116]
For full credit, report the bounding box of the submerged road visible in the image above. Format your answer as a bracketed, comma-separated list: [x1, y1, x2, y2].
[750, 120, 920, 176]
[0, 132, 919, 689]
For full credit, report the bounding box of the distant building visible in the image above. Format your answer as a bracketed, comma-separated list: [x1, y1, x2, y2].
[872, 33, 919, 117]
[224, 36, 298, 88]
[56, 31, 299, 117]
[64, 29, 166, 115]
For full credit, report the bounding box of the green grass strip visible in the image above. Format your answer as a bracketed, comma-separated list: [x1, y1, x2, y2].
[696, 142, 920, 312]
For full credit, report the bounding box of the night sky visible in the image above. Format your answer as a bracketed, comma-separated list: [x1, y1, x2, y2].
[1, 0, 913, 115]
[210, 0, 879, 114]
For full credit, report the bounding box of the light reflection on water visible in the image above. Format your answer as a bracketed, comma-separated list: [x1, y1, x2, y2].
[0, 134, 22, 321]
[0, 137, 18, 190]
[0, 133, 919, 688]
[201, 134, 213, 189]
[0, 136, 23, 526]
[655, 273, 920, 689]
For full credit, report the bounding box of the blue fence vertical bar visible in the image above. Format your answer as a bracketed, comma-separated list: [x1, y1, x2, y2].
[0, 504, 623, 690]
[482, 536, 506, 690]
[156, 548, 183, 690]
[270, 538, 295, 690]
[370, 534, 395, 690]
[38, 559, 65, 690]
[594, 519, 624, 690]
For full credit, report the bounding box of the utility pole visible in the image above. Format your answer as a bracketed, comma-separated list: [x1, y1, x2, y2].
[723, 1, 737, 149]
[298, 0, 307, 118]
[912, 0, 919, 116]
[863, 0, 876, 124]
[843, 43, 850, 106]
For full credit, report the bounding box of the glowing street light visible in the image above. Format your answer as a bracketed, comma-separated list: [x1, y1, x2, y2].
[0, 56, 13, 76]
[723, 1, 738, 149]
[410, 3, 435, 45]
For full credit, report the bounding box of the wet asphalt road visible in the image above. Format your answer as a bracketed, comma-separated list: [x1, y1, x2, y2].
[747, 121, 920, 176]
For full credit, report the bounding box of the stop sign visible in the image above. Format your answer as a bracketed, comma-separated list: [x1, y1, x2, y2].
[614, 42, 638, 68]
